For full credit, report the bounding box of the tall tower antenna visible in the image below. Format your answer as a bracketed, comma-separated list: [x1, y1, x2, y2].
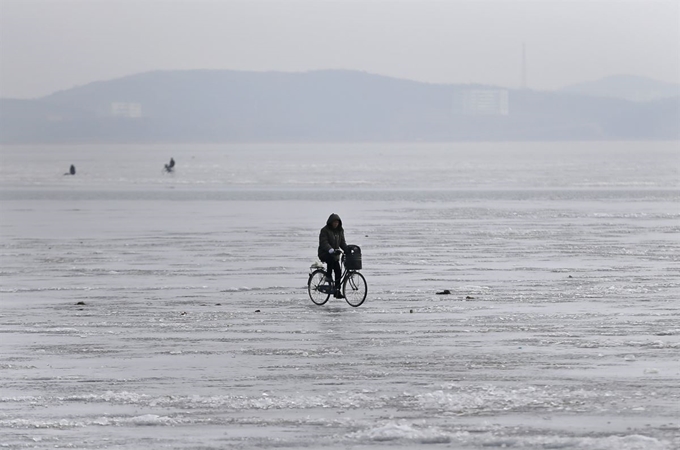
[521, 43, 527, 90]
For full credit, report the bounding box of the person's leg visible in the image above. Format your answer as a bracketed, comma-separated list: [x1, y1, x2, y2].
[333, 262, 341, 288]
[321, 254, 342, 296]
[320, 254, 334, 283]
[332, 260, 342, 297]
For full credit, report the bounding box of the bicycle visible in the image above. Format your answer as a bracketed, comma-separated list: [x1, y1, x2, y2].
[307, 245, 367, 307]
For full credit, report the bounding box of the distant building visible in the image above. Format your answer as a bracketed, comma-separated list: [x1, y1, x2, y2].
[111, 102, 142, 118]
[453, 89, 509, 116]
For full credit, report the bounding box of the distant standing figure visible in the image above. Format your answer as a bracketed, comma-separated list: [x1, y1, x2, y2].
[64, 164, 76, 176]
[164, 157, 175, 173]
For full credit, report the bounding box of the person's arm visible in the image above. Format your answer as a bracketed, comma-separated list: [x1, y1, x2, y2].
[319, 229, 333, 253]
[340, 230, 349, 253]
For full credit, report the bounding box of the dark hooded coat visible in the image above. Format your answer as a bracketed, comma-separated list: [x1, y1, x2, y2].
[318, 213, 349, 259]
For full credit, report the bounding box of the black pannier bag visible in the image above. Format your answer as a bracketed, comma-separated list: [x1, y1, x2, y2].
[345, 245, 362, 270]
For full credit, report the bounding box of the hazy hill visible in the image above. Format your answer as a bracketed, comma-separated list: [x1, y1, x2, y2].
[560, 75, 680, 102]
[1, 70, 678, 143]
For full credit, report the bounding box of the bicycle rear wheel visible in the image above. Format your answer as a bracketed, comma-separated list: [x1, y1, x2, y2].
[308, 269, 331, 305]
[342, 271, 367, 307]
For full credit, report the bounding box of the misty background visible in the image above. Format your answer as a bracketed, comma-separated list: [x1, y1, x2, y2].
[1, 3, 680, 448]
[0, 0, 678, 143]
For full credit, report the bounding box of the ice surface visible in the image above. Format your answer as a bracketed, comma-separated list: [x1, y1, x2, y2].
[0, 142, 678, 449]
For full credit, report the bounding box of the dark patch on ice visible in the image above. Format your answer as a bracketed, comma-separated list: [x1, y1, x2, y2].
[436, 290, 451, 295]
[75, 301, 85, 305]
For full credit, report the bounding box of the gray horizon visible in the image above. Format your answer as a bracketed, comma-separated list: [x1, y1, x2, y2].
[1, 0, 678, 99]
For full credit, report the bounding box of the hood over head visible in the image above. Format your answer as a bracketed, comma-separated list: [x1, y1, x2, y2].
[326, 213, 342, 228]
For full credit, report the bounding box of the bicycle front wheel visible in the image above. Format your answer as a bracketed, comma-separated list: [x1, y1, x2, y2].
[343, 271, 367, 307]
[308, 269, 331, 305]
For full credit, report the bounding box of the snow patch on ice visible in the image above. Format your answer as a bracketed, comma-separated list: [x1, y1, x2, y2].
[417, 384, 605, 414]
[0, 414, 178, 429]
[220, 286, 288, 292]
[349, 421, 451, 444]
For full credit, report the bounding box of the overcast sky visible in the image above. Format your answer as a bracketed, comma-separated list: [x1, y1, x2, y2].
[1, 0, 678, 99]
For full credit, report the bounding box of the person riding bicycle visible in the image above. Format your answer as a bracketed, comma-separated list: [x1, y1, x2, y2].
[318, 213, 349, 298]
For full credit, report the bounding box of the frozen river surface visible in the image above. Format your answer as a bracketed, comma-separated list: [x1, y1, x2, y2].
[1, 143, 679, 449]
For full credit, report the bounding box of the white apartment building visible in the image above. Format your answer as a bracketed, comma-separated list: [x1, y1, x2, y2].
[110, 102, 142, 118]
[454, 89, 509, 116]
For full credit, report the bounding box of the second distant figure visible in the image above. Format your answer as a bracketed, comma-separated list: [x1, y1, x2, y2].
[164, 157, 175, 173]
[64, 164, 76, 176]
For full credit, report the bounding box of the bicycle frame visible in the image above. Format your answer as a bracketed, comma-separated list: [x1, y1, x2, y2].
[338, 254, 361, 284]
[313, 257, 356, 291]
